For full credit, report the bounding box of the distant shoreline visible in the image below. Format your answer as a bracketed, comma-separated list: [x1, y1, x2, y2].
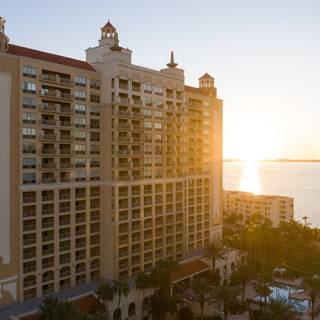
[224, 159, 320, 163]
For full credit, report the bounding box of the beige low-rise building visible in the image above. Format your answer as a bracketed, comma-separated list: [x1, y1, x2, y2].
[223, 190, 294, 227]
[0, 18, 223, 319]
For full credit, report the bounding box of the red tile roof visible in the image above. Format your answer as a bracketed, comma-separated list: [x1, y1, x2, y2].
[8, 44, 96, 72]
[171, 259, 210, 282]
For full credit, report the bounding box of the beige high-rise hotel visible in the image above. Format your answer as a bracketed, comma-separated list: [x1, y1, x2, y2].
[0, 18, 223, 315]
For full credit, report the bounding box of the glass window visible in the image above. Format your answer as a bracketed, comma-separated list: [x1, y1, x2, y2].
[74, 90, 86, 100]
[22, 112, 36, 124]
[23, 158, 36, 169]
[75, 159, 86, 167]
[75, 76, 86, 86]
[23, 66, 36, 78]
[23, 82, 36, 94]
[154, 98, 163, 107]
[154, 134, 162, 142]
[23, 96, 37, 109]
[155, 122, 162, 130]
[75, 131, 86, 140]
[90, 79, 100, 89]
[154, 86, 163, 95]
[154, 111, 163, 118]
[144, 121, 152, 129]
[144, 96, 152, 106]
[22, 128, 36, 138]
[143, 109, 152, 117]
[75, 117, 86, 127]
[74, 104, 86, 114]
[143, 83, 152, 92]
[144, 169, 152, 178]
[23, 143, 36, 154]
[75, 144, 86, 153]
[23, 173, 36, 184]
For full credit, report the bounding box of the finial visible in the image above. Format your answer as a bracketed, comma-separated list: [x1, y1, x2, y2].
[0, 17, 6, 34]
[167, 51, 178, 68]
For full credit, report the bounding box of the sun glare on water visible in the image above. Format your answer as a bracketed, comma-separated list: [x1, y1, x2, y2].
[240, 160, 262, 194]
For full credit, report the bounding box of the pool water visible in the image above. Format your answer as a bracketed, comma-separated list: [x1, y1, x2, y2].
[255, 283, 310, 312]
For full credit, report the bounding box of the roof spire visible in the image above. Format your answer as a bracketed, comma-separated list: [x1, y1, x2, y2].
[166, 51, 178, 68]
[0, 17, 9, 52]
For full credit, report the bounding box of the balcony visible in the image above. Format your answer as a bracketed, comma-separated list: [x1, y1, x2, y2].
[40, 74, 72, 86]
[40, 177, 57, 184]
[39, 163, 56, 170]
[40, 90, 72, 101]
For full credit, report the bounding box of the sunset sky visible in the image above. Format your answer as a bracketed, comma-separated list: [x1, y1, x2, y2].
[3, 0, 320, 160]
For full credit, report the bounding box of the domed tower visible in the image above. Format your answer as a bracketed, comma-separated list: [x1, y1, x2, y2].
[0, 17, 9, 53]
[199, 72, 216, 96]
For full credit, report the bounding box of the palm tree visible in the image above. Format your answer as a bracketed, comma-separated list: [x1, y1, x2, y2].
[39, 297, 62, 320]
[205, 243, 223, 272]
[212, 285, 241, 320]
[268, 297, 295, 320]
[135, 271, 152, 299]
[254, 273, 272, 312]
[304, 275, 320, 320]
[192, 277, 212, 320]
[39, 297, 79, 320]
[95, 283, 115, 313]
[112, 279, 129, 320]
[231, 264, 252, 302]
[135, 272, 152, 312]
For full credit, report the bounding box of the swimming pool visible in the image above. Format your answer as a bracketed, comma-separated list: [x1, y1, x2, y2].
[255, 282, 310, 312]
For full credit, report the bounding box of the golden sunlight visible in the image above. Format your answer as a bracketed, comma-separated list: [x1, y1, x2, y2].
[240, 160, 261, 194]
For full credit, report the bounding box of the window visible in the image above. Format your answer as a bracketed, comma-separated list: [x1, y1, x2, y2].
[90, 171, 100, 180]
[154, 134, 162, 142]
[75, 131, 86, 141]
[23, 173, 36, 184]
[75, 171, 86, 181]
[154, 86, 163, 95]
[22, 128, 36, 138]
[23, 66, 36, 78]
[23, 158, 36, 169]
[75, 159, 86, 168]
[75, 76, 86, 86]
[90, 94, 100, 103]
[75, 117, 86, 128]
[143, 83, 152, 92]
[90, 119, 100, 129]
[144, 121, 152, 129]
[23, 96, 37, 109]
[155, 122, 162, 130]
[23, 143, 36, 154]
[22, 112, 36, 124]
[154, 98, 163, 107]
[145, 157, 152, 167]
[90, 79, 100, 89]
[74, 91, 86, 101]
[143, 109, 152, 117]
[23, 82, 36, 94]
[90, 145, 100, 154]
[154, 111, 163, 118]
[74, 104, 86, 114]
[144, 145, 152, 154]
[144, 96, 152, 106]
[145, 132, 152, 142]
[75, 144, 86, 154]
[144, 169, 152, 179]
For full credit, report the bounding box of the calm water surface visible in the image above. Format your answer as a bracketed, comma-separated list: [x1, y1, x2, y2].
[223, 162, 320, 226]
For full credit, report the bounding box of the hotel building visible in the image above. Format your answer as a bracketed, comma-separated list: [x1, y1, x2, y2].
[0, 18, 223, 317]
[223, 190, 294, 227]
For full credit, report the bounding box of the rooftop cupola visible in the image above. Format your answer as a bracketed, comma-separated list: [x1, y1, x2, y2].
[199, 73, 216, 96]
[199, 72, 214, 88]
[99, 20, 120, 48]
[0, 17, 9, 53]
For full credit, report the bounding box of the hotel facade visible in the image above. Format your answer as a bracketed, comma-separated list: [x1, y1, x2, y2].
[0, 18, 223, 317]
[223, 190, 294, 227]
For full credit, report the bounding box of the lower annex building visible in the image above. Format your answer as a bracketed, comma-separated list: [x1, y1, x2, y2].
[0, 18, 223, 318]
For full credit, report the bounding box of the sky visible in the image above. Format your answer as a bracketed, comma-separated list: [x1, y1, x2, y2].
[2, 0, 320, 160]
